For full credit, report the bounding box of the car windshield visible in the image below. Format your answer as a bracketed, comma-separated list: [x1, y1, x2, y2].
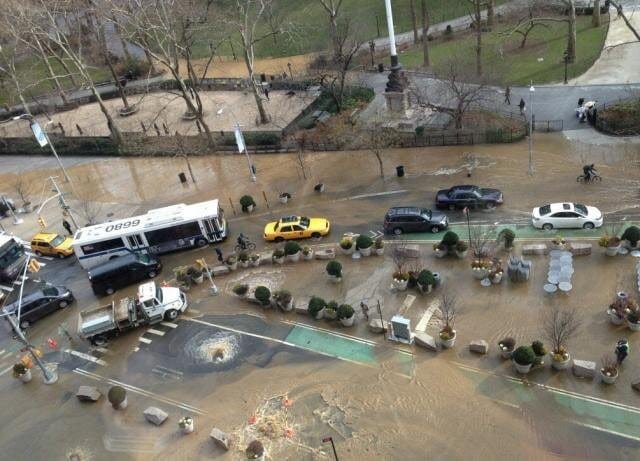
[421, 210, 432, 220]
[574, 204, 587, 215]
[539, 205, 551, 215]
[42, 287, 59, 296]
[50, 235, 65, 247]
[299, 217, 310, 228]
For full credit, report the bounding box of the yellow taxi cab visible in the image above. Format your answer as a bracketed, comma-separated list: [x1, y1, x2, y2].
[264, 215, 330, 242]
[30, 232, 74, 258]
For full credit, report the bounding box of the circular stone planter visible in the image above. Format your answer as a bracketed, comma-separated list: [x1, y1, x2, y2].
[18, 370, 32, 383]
[250, 259, 261, 267]
[491, 272, 503, 284]
[600, 369, 618, 384]
[375, 247, 384, 256]
[226, 262, 238, 271]
[500, 347, 514, 359]
[439, 330, 456, 349]
[329, 275, 342, 284]
[180, 419, 194, 434]
[359, 247, 372, 257]
[340, 246, 354, 256]
[192, 275, 204, 285]
[551, 353, 571, 371]
[118, 104, 140, 117]
[513, 361, 532, 374]
[392, 278, 408, 291]
[287, 252, 301, 262]
[302, 251, 314, 261]
[313, 308, 325, 320]
[606, 245, 621, 256]
[472, 268, 489, 280]
[239, 260, 249, 269]
[273, 257, 285, 265]
[112, 396, 128, 410]
[627, 319, 640, 331]
[456, 250, 468, 259]
[340, 315, 355, 327]
[607, 309, 625, 325]
[279, 195, 289, 204]
[434, 249, 446, 259]
[279, 300, 294, 312]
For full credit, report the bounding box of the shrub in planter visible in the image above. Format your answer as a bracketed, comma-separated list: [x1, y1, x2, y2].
[622, 226, 640, 247]
[13, 363, 31, 382]
[187, 266, 204, 284]
[238, 250, 250, 264]
[245, 440, 265, 460]
[225, 255, 238, 270]
[455, 241, 468, 258]
[600, 354, 619, 384]
[498, 229, 516, 249]
[498, 337, 516, 358]
[337, 304, 355, 322]
[240, 195, 256, 212]
[254, 286, 271, 306]
[356, 234, 373, 253]
[531, 340, 547, 357]
[339, 237, 354, 254]
[326, 260, 342, 279]
[108, 385, 127, 409]
[627, 308, 640, 331]
[302, 246, 313, 259]
[284, 241, 301, 256]
[233, 284, 249, 296]
[272, 249, 285, 264]
[325, 301, 338, 320]
[273, 290, 293, 310]
[433, 242, 447, 258]
[308, 296, 327, 319]
[441, 231, 459, 249]
[249, 253, 260, 266]
[512, 345, 535, 373]
[374, 237, 384, 255]
[174, 266, 192, 289]
[417, 269, 436, 293]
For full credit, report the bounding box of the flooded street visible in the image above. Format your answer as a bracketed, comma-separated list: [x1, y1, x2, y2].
[1, 133, 640, 460]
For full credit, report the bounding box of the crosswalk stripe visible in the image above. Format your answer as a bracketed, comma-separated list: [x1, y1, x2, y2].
[138, 337, 152, 344]
[65, 349, 107, 366]
[0, 366, 13, 377]
[146, 328, 165, 336]
[160, 321, 178, 329]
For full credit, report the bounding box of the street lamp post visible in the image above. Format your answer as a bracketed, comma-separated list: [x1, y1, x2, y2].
[383, 0, 406, 93]
[528, 83, 535, 176]
[563, 50, 569, 85]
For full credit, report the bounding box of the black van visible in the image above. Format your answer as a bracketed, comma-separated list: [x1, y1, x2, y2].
[88, 253, 162, 296]
[3, 284, 74, 329]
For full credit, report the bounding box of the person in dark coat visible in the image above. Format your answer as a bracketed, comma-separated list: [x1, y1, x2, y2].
[504, 86, 511, 104]
[62, 219, 73, 236]
[214, 247, 224, 263]
[518, 98, 526, 114]
[616, 338, 629, 365]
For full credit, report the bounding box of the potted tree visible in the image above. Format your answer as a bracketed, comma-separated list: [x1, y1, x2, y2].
[273, 290, 294, 311]
[541, 305, 581, 370]
[498, 337, 516, 359]
[417, 270, 436, 294]
[600, 354, 619, 384]
[324, 301, 338, 320]
[187, 266, 204, 285]
[356, 234, 374, 257]
[438, 293, 457, 348]
[337, 304, 356, 327]
[471, 259, 490, 280]
[551, 235, 566, 250]
[622, 225, 640, 250]
[12, 363, 32, 383]
[254, 286, 271, 307]
[249, 253, 261, 267]
[279, 192, 291, 204]
[606, 236, 621, 256]
[626, 307, 640, 331]
[531, 340, 547, 367]
[240, 195, 256, 213]
[339, 237, 354, 255]
[498, 229, 516, 250]
[607, 297, 629, 326]
[489, 260, 503, 284]
[178, 416, 194, 434]
[173, 266, 192, 290]
[302, 246, 314, 260]
[272, 249, 285, 265]
[225, 255, 238, 271]
[308, 296, 327, 320]
[108, 385, 128, 409]
[232, 284, 249, 298]
[455, 241, 468, 259]
[326, 260, 342, 283]
[433, 242, 447, 259]
[392, 271, 409, 291]
[512, 345, 535, 374]
[441, 231, 459, 256]
[238, 251, 250, 268]
[245, 440, 265, 460]
[284, 241, 302, 262]
[374, 237, 384, 256]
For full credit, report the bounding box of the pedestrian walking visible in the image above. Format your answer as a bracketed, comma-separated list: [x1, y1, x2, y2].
[615, 338, 629, 365]
[62, 219, 73, 236]
[360, 301, 370, 321]
[215, 247, 224, 263]
[504, 85, 511, 105]
[518, 98, 526, 114]
[264, 85, 270, 100]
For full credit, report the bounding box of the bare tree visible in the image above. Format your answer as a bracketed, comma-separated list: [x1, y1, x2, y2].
[487, 0, 495, 28]
[501, 1, 550, 48]
[364, 110, 402, 178]
[76, 198, 103, 226]
[392, 243, 411, 275]
[592, 0, 601, 27]
[469, 225, 496, 259]
[175, 131, 196, 183]
[12, 173, 33, 207]
[465, 0, 485, 76]
[409, 0, 419, 44]
[421, 0, 430, 67]
[565, 0, 577, 63]
[541, 305, 581, 355]
[439, 292, 457, 334]
[317, 0, 345, 61]
[609, 1, 640, 43]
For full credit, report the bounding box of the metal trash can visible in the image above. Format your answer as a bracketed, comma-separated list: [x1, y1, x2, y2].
[396, 165, 405, 177]
[178, 172, 187, 183]
[378, 63, 384, 73]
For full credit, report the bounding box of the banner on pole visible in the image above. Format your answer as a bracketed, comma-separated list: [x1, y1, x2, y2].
[30, 122, 48, 147]
[234, 126, 245, 153]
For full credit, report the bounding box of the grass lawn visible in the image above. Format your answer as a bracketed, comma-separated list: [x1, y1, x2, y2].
[397, 12, 609, 85]
[194, 0, 508, 59]
[0, 56, 111, 107]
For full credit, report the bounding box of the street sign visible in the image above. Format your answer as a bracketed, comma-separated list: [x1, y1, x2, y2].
[30, 122, 48, 147]
[234, 125, 246, 153]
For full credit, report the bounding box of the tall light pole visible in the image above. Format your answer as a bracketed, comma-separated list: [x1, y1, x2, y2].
[383, 0, 407, 94]
[234, 124, 257, 182]
[528, 83, 535, 176]
[13, 114, 72, 183]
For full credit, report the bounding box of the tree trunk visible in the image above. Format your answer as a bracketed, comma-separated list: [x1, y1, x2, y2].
[112, 19, 133, 62]
[329, 13, 341, 61]
[567, 0, 577, 62]
[592, 0, 601, 27]
[44, 42, 78, 87]
[242, 43, 270, 124]
[170, 68, 215, 146]
[98, 24, 129, 109]
[35, 38, 69, 105]
[475, 1, 482, 76]
[91, 86, 123, 145]
[374, 148, 384, 178]
[421, 0, 430, 67]
[487, 0, 495, 29]
[410, 0, 419, 44]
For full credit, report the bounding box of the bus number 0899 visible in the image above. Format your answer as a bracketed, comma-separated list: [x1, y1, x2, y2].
[105, 219, 140, 233]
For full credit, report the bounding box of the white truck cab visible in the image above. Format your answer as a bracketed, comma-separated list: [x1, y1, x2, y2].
[137, 281, 188, 321]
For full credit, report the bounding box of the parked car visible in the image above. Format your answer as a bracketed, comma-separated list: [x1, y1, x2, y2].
[30, 232, 74, 258]
[435, 185, 503, 210]
[3, 284, 74, 329]
[384, 207, 448, 235]
[88, 252, 162, 296]
[264, 215, 330, 242]
[532, 202, 603, 230]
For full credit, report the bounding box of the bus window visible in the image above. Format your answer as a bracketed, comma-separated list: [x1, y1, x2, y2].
[81, 237, 125, 255]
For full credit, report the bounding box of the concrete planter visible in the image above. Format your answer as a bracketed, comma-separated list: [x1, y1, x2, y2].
[434, 249, 446, 259]
[192, 274, 204, 285]
[226, 262, 238, 271]
[392, 278, 408, 291]
[340, 246, 354, 256]
[250, 259, 261, 267]
[329, 275, 342, 284]
[112, 397, 128, 410]
[340, 315, 355, 327]
[180, 418, 194, 434]
[273, 256, 285, 265]
[500, 347, 514, 359]
[375, 247, 384, 256]
[286, 251, 301, 262]
[491, 272, 503, 284]
[359, 247, 372, 257]
[239, 260, 250, 269]
[608, 309, 625, 326]
[18, 369, 32, 383]
[439, 330, 456, 349]
[600, 369, 618, 384]
[246, 204, 255, 213]
[472, 268, 489, 280]
[279, 299, 294, 312]
[302, 251, 314, 260]
[313, 308, 325, 320]
[551, 353, 572, 371]
[324, 309, 338, 320]
[279, 195, 289, 204]
[627, 319, 640, 331]
[456, 250, 468, 259]
[513, 361, 532, 374]
[418, 283, 433, 294]
[605, 245, 620, 256]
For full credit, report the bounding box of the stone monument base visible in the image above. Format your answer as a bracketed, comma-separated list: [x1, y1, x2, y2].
[384, 91, 409, 115]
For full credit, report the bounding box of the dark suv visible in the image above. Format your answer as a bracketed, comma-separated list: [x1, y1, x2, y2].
[3, 285, 74, 329]
[383, 207, 449, 235]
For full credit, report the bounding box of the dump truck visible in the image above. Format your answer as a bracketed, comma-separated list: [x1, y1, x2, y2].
[77, 281, 187, 344]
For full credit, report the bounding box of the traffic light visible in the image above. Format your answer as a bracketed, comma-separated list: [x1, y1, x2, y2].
[37, 216, 46, 228]
[28, 259, 41, 273]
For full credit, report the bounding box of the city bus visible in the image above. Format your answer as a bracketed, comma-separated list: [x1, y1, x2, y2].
[72, 199, 227, 270]
[0, 233, 28, 284]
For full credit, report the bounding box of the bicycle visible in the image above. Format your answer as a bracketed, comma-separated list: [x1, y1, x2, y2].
[576, 173, 602, 183]
[234, 236, 256, 252]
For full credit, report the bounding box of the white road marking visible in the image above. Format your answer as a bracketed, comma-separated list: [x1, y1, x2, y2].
[335, 189, 408, 201]
[0, 365, 13, 377]
[280, 319, 379, 346]
[73, 368, 205, 415]
[399, 294, 416, 315]
[146, 328, 165, 336]
[0, 351, 12, 360]
[0, 284, 13, 292]
[415, 302, 439, 332]
[160, 321, 178, 329]
[65, 349, 107, 366]
[138, 337, 152, 344]
[93, 347, 111, 355]
[187, 309, 201, 315]
[133, 347, 140, 352]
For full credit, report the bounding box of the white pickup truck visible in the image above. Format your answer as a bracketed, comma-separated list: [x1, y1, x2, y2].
[77, 281, 187, 344]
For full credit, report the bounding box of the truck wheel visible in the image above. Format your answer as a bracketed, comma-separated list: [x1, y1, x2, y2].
[164, 309, 179, 321]
[20, 320, 30, 329]
[59, 300, 69, 308]
[147, 270, 157, 278]
[105, 287, 115, 295]
[57, 253, 66, 259]
[93, 335, 108, 347]
[196, 238, 207, 247]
